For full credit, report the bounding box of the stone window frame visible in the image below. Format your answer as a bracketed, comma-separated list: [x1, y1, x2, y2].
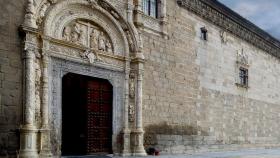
[135, 0, 168, 37]
[235, 49, 249, 89]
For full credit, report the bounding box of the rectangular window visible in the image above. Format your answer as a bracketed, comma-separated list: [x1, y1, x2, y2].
[239, 67, 248, 87]
[142, 0, 158, 18]
[201, 27, 208, 41]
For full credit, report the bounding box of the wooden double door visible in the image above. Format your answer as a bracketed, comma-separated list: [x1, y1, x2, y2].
[62, 73, 113, 156]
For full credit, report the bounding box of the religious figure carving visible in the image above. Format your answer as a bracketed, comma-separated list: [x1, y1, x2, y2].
[63, 26, 72, 41]
[61, 20, 114, 54]
[106, 39, 113, 53]
[90, 29, 99, 49]
[98, 31, 106, 51]
[71, 23, 81, 43]
[79, 27, 87, 46]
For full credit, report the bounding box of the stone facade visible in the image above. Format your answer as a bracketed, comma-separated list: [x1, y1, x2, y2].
[0, 0, 280, 157]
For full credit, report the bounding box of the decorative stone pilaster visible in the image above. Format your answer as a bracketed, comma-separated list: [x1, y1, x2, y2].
[39, 51, 52, 157]
[19, 46, 39, 158]
[131, 53, 146, 156]
[121, 58, 132, 156]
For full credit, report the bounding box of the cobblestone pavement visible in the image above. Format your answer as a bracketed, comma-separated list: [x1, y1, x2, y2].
[115, 149, 280, 158]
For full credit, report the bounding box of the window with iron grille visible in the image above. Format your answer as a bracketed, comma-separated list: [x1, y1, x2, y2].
[143, 0, 159, 18]
[239, 67, 248, 87]
[200, 27, 208, 41]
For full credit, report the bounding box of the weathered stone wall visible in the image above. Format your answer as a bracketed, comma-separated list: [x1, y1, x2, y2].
[142, 0, 280, 154]
[0, 0, 25, 157]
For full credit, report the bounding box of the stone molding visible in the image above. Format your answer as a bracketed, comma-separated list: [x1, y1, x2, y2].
[177, 0, 280, 59]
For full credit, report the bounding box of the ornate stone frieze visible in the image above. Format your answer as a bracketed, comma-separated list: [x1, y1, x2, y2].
[177, 0, 280, 58]
[62, 20, 114, 54]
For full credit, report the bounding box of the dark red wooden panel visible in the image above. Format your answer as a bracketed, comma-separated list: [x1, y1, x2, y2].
[86, 80, 113, 154]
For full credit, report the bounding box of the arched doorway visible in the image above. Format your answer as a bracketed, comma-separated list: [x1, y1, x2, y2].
[62, 73, 113, 156]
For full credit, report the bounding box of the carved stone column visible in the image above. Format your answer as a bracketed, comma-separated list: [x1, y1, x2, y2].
[134, 0, 143, 27]
[121, 58, 131, 156]
[39, 52, 52, 157]
[19, 46, 39, 158]
[132, 54, 146, 156]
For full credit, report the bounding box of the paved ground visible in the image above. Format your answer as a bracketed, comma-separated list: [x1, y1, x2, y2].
[64, 149, 280, 158]
[117, 149, 280, 158]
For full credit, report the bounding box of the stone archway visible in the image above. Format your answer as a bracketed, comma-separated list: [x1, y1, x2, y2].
[19, 0, 146, 157]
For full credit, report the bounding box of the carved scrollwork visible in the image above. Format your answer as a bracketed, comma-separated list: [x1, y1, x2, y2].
[62, 20, 114, 54]
[129, 72, 135, 99]
[129, 104, 135, 122]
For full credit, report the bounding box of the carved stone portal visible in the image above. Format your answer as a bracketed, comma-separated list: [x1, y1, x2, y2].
[62, 20, 114, 54]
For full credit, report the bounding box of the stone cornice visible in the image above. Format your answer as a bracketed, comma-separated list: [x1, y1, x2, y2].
[177, 0, 280, 58]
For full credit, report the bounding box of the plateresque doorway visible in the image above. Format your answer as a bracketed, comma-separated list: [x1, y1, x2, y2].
[62, 73, 113, 156]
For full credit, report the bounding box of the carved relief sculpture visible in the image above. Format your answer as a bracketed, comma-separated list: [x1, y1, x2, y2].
[220, 30, 228, 43]
[79, 26, 87, 46]
[98, 31, 106, 51]
[63, 26, 72, 41]
[237, 49, 249, 66]
[71, 23, 81, 43]
[106, 39, 113, 53]
[90, 29, 99, 49]
[61, 20, 114, 54]
[129, 104, 135, 122]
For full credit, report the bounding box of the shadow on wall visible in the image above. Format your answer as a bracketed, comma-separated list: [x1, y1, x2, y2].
[144, 122, 208, 147]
